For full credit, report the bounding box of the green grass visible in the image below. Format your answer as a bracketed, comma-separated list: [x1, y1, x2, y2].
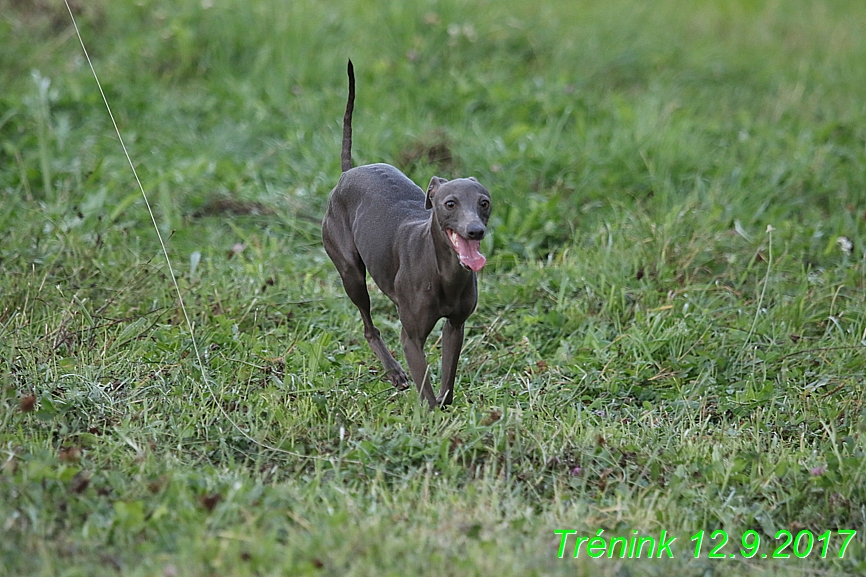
[2, 0, 866, 575]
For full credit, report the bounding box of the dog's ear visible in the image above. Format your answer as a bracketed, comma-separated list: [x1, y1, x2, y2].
[468, 176, 478, 182]
[426, 176, 448, 209]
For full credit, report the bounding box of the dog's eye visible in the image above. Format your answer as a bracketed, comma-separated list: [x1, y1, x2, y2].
[479, 199, 489, 209]
[445, 200, 456, 209]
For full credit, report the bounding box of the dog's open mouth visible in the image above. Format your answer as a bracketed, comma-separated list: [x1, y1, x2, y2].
[447, 229, 486, 271]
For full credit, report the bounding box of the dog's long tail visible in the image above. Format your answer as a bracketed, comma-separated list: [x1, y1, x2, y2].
[341, 59, 355, 172]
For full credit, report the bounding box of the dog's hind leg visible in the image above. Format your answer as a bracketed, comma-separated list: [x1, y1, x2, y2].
[323, 226, 410, 390]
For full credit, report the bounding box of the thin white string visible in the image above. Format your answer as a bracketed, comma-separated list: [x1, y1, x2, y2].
[62, 1, 345, 463]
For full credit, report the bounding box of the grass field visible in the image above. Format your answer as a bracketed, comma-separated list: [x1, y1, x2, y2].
[2, 0, 866, 575]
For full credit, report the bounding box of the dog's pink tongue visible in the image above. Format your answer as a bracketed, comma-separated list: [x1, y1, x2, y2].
[455, 235, 486, 271]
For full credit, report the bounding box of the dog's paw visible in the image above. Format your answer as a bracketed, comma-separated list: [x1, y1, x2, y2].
[387, 368, 411, 391]
[435, 393, 454, 408]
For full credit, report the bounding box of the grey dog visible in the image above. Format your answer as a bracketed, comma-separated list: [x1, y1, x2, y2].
[322, 60, 492, 409]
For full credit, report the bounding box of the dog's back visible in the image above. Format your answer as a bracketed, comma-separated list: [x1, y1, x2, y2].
[325, 163, 431, 299]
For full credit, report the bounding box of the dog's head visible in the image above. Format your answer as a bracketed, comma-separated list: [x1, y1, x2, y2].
[426, 176, 492, 271]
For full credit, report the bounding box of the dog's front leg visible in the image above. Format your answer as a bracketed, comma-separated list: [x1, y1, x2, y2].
[400, 327, 438, 409]
[436, 320, 464, 407]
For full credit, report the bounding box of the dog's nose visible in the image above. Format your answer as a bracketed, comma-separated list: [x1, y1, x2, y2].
[466, 225, 485, 240]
